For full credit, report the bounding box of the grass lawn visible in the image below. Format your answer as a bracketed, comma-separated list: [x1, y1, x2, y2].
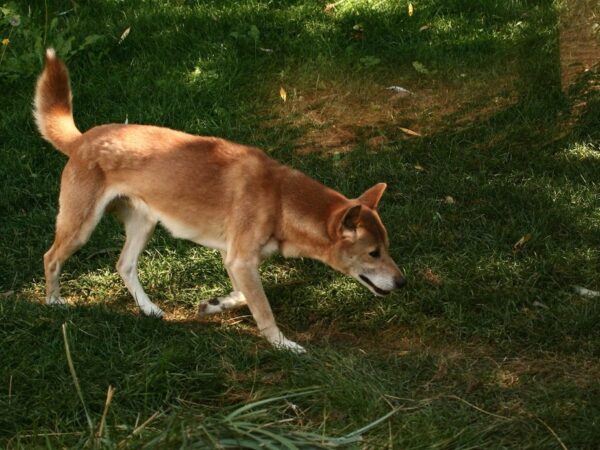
[1, 0, 600, 448]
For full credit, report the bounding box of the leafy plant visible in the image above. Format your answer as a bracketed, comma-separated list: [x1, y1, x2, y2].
[0, 2, 104, 81]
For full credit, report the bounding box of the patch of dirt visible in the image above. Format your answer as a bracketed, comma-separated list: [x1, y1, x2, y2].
[560, 0, 600, 91]
[269, 76, 519, 154]
[261, 3, 600, 155]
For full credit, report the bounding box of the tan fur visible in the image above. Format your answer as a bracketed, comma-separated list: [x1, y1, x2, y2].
[34, 49, 405, 352]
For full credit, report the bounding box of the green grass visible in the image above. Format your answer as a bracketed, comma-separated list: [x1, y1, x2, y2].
[2, 0, 600, 448]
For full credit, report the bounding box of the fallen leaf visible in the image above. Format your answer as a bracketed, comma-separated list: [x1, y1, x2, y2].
[419, 24, 431, 32]
[444, 195, 455, 204]
[279, 86, 287, 102]
[532, 300, 549, 309]
[414, 163, 425, 172]
[118, 26, 131, 45]
[573, 286, 600, 298]
[513, 234, 531, 252]
[408, 2, 414, 16]
[400, 127, 422, 137]
[386, 85, 413, 96]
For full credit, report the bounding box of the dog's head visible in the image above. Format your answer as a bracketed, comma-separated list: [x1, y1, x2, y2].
[327, 183, 405, 296]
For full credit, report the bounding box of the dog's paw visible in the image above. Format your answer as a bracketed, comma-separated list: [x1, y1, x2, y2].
[46, 295, 67, 306]
[278, 338, 306, 353]
[198, 291, 246, 316]
[140, 303, 164, 318]
[271, 335, 306, 354]
[198, 297, 224, 316]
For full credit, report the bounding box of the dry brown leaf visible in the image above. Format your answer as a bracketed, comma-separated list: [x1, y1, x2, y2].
[422, 268, 443, 286]
[324, 3, 336, 13]
[279, 86, 287, 102]
[414, 163, 425, 172]
[444, 195, 455, 204]
[399, 126, 421, 137]
[513, 234, 531, 252]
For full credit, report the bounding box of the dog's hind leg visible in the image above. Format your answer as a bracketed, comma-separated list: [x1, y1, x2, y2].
[115, 201, 163, 317]
[44, 163, 107, 305]
[198, 250, 247, 316]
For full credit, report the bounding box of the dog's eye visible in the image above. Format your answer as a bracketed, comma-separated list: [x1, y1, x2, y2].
[369, 248, 381, 258]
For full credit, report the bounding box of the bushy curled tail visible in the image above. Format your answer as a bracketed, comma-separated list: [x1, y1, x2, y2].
[33, 48, 81, 155]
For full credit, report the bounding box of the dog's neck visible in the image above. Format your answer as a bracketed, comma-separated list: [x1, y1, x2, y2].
[276, 168, 347, 264]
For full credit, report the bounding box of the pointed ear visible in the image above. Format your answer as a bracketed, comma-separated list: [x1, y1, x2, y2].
[358, 183, 387, 209]
[340, 204, 362, 234]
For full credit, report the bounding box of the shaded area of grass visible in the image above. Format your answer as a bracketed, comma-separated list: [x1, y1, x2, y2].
[2, 0, 600, 448]
[2, 297, 599, 448]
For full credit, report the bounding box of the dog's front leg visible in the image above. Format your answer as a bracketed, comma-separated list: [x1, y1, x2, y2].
[225, 257, 305, 353]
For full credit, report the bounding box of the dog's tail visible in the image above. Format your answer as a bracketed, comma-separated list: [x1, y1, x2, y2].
[33, 48, 81, 156]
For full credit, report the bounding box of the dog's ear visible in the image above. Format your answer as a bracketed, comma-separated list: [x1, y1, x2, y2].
[358, 183, 387, 209]
[340, 204, 362, 236]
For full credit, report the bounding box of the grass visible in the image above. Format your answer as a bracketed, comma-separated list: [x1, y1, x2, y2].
[1, 0, 600, 448]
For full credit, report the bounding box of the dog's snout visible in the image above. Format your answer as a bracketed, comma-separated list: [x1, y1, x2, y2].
[394, 276, 407, 289]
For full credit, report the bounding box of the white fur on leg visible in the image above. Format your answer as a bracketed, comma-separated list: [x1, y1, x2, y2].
[46, 295, 67, 305]
[134, 293, 164, 317]
[117, 205, 163, 318]
[263, 326, 306, 353]
[118, 267, 164, 317]
[199, 291, 247, 316]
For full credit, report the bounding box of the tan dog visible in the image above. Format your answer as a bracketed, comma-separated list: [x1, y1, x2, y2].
[34, 49, 405, 352]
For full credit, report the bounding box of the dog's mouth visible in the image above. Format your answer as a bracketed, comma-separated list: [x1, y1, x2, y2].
[359, 275, 391, 296]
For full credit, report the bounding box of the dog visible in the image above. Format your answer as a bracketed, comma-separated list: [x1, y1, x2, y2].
[34, 49, 405, 352]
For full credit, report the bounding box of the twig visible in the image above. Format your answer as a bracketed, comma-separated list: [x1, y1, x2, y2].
[132, 410, 162, 436]
[117, 410, 162, 448]
[18, 431, 86, 438]
[96, 385, 115, 438]
[536, 417, 569, 450]
[444, 395, 511, 421]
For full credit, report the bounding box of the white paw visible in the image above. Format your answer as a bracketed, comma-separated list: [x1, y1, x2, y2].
[198, 297, 224, 316]
[198, 291, 246, 316]
[276, 338, 306, 354]
[268, 333, 306, 353]
[140, 302, 164, 318]
[46, 295, 66, 305]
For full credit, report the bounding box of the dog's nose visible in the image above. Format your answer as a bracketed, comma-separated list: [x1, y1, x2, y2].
[394, 276, 407, 289]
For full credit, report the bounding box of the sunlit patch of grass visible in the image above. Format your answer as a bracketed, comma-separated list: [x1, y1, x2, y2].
[555, 141, 600, 162]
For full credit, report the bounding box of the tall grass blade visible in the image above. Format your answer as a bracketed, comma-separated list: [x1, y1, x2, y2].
[225, 387, 321, 420]
[61, 323, 94, 435]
